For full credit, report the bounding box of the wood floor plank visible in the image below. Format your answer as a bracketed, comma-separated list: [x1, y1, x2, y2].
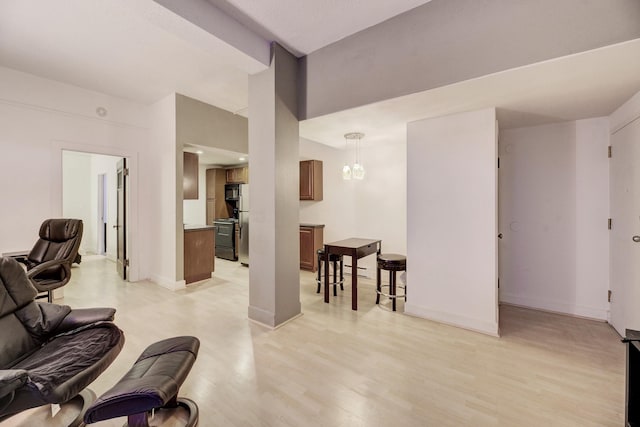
[6, 255, 624, 426]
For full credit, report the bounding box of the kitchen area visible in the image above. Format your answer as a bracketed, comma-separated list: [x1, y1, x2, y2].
[182, 148, 250, 284]
[178, 94, 360, 288]
[183, 146, 327, 285]
[204, 164, 249, 265]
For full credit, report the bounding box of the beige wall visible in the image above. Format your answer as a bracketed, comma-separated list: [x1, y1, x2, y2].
[176, 93, 248, 153]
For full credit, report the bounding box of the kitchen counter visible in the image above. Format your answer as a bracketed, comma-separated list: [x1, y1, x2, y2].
[300, 224, 324, 271]
[184, 226, 215, 284]
[184, 224, 216, 231]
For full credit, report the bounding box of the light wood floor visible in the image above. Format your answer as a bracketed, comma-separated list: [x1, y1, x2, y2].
[7, 256, 626, 426]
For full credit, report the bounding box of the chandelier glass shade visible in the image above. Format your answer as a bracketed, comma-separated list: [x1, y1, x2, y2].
[343, 132, 365, 180]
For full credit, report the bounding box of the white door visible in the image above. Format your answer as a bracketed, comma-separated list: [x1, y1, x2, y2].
[610, 118, 640, 336]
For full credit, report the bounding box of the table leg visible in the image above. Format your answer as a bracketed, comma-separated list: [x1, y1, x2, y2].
[391, 270, 397, 312]
[352, 253, 358, 310]
[324, 246, 330, 303]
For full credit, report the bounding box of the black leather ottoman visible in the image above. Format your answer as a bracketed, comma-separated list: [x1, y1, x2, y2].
[84, 336, 200, 427]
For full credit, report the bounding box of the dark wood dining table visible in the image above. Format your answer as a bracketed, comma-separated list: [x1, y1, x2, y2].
[324, 238, 382, 310]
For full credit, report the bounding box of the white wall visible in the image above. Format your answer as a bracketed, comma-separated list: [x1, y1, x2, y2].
[299, 138, 355, 242]
[0, 67, 152, 282]
[299, 137, 407, 278]
[62, 152, 120, 258]
[354, 141, 407, 276]
[575, 119, 610, 319]
[610, 90, 640, 132]
[183, 163, 207, 226]
[499, 119, 610, 320]
[62, 151, 93, 254]
[407, 108, 498, 336]
[148, 93, 182, 289]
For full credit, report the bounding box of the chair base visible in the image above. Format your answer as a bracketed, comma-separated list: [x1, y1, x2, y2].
[0, 388, 96, 427]
[124, 398, 199, 427]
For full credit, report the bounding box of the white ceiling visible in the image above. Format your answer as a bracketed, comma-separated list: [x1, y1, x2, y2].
[1, 0, 639, 156]
[184, 144, 248, 166]
[0, 0, 262, 113]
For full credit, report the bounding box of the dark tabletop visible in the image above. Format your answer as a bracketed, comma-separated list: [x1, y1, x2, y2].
[325, 238, 380, 248]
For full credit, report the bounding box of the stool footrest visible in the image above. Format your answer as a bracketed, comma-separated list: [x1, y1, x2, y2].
[376, 284, 406, 299]
[316, 278, 345, 286]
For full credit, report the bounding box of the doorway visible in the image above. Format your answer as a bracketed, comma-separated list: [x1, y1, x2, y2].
[497, 120, 610, 323]
[62, 151, 127, 279]
[610, 117, 640, 335]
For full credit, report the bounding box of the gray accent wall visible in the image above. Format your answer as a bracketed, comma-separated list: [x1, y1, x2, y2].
[248, 43, 301, 327]
[300, 0, 640, 119]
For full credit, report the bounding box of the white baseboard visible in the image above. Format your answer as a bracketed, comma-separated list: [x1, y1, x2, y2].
[150, 274, 186, 291]
[499, 293, 607, 321]
[404, 303, 500, 337]
[248, 312, 304, 330]
[248, 305, 276, 327]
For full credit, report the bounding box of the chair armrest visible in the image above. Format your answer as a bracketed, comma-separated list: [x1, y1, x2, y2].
[6, 253, 28, 266]
[2, 251, 29, 258]
[26, 258, 70, 278]
[0, 370, 28, 400]
[55, 307, 117, 333]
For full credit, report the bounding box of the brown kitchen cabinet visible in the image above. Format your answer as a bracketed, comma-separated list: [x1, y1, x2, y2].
[206, 168, 228, 224]
[226, 166, 248, 184]
[183, 152, 199, 200]
[184, 226, 215, 284]
[300, 160, 323, 201]
[300, 224, 324, 271]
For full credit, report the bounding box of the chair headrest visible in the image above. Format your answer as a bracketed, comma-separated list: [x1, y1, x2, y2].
[39, 219, 83, 243]
[0, 257, 38, 317]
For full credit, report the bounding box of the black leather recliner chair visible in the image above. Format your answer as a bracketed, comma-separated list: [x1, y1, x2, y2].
[16, 218, 83, 302]
[0, 256, 124, 425]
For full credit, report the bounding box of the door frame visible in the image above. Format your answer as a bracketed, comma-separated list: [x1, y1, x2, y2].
[51, 140, 139, 282]
[116, 158, 127, 280]
[609, 116, 640, 335]
[97, 173, 107, 255]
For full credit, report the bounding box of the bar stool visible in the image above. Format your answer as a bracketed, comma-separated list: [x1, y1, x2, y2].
[376, 253, 407, 311]
[316, 248, 344, 296]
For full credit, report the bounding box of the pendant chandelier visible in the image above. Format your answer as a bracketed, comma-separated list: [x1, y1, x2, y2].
[342, 132, 365, 180]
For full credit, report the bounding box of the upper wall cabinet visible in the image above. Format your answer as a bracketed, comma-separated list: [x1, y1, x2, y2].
[300, 160, 323, 201]
[226, 166, 248, 184]
[183, 152, 199, 200]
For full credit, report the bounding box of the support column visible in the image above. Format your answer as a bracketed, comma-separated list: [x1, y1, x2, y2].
[247, 43, 301, 327]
